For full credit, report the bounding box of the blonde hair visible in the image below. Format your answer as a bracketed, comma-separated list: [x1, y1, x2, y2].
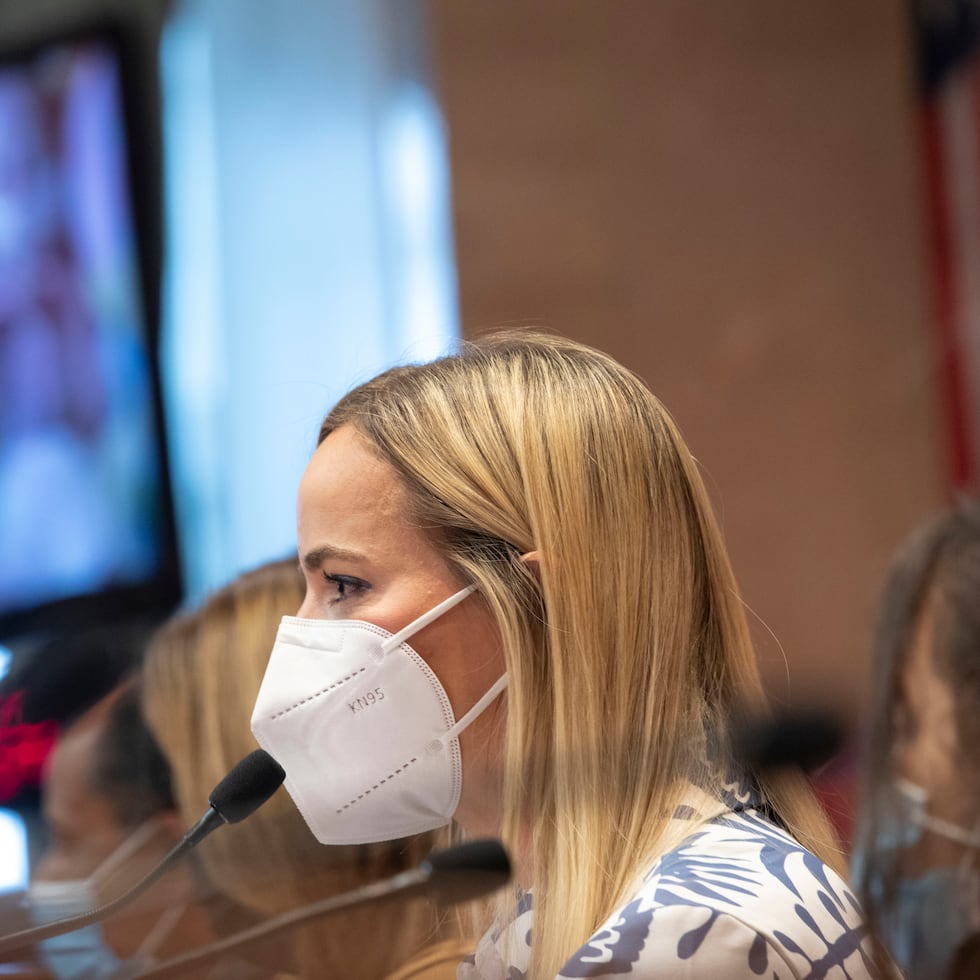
[142, 558, 458, 978]
[322, 329, 844, 978]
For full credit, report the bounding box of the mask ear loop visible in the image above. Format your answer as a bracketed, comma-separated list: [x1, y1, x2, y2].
[88, 819, 164, 892]
[908, 790, 980, 920]
[380, 585, 478, 655]
[953, 817, 980, 872]
[375, 582, 507, 748]
[919, 812, 980, 849]
[894, 778, 929, 806]
[438, 674, 509, 748]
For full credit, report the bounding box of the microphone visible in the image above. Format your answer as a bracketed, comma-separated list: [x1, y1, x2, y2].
[0, 749, 286, 959]
[132, 839, 511, 979]
[732, 709, 844, 773]
[184, 748, 288, 845]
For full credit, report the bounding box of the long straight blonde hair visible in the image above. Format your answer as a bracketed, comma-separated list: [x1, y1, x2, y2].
[322, 330, 843, 978]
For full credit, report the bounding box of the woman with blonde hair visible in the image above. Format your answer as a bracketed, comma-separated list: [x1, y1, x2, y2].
[143, 558, 469, 979]
[250, 330, 875, 978]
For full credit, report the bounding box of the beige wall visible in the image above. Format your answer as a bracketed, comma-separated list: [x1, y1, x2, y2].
[429, 0, 947, 721]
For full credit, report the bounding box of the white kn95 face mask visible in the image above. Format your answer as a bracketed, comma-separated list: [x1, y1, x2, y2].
[250, 586, 507, 845]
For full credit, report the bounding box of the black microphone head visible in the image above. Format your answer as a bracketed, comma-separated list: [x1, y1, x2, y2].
[421, 839, 511, 906]
[208, 749, 285, 824]
[733, 710, 844, 773]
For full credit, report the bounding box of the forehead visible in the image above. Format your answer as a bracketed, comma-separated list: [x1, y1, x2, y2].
[44, 720, 120, 833]
[303, 424, 399, 491]
[300, 424, 406, 517]
[297, 425, 433, 562]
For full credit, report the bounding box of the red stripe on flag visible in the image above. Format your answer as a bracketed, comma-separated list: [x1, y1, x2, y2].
[921, 96, 977, 491]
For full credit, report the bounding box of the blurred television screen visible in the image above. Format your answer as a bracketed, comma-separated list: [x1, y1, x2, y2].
[0, 28, 177, 633]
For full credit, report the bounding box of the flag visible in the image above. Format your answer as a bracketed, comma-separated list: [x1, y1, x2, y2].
[915, 0, 980, 491]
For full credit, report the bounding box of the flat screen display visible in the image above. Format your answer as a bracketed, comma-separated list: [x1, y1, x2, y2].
[0, 34, 175, 626]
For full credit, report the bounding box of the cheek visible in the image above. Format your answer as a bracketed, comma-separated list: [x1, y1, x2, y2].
[407, 605, 504, 722]
[31, 852, 63, 883]
[33, 844, 91, 883]
[896, 726, 957, 795]
[34, 821, 128, 884]
[912, 714, 959, 791]
[894, 724, 927, 784]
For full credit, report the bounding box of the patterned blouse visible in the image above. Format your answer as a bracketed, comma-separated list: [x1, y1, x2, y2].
[458, 789, 875, 979]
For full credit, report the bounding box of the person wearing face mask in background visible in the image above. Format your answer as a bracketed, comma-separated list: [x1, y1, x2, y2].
[250, 330, 876, 979]
[0, 627, 154, 978]
[24, 680, 210, 979]
[23, 680, 275, 980]
[852, 497, 980, 980]
[26, 681, 190, 978]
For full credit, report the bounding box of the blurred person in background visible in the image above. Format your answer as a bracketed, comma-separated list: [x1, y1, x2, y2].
[142, 557, 472, 980]
[0, 623, 149, 969]
[24, 680, 240, 979]
[853, 497, 980, 980]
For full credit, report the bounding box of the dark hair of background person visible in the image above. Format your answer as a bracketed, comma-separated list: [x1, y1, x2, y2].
[856, 495, 980, 976]
[88, 679, 175, 829]
[1, 624, 150, 728]
[0, 624, 152, 824]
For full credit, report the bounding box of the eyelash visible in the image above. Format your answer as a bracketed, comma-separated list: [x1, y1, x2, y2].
[321, 572, 366, 604]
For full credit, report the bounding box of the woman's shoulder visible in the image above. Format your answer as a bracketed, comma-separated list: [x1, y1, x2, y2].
[556, 808, 875, 979]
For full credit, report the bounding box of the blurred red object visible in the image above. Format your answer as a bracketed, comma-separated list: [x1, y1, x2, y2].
[0, 691, 58, 802]
[812, 744, 858, 855]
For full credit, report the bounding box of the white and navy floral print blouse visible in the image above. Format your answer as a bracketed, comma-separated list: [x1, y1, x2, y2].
[459, 786, 874, 980]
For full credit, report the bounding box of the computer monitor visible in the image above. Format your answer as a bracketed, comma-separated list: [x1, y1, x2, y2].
[0, 9, 180, 639]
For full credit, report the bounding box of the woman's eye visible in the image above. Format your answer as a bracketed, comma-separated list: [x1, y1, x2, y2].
[321, 572, 366, 603]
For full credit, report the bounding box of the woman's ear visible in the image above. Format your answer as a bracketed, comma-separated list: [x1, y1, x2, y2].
[520, 550, 542, 585]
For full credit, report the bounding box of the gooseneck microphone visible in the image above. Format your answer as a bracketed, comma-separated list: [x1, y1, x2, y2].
[133, 839, 512, 979]
[0, 749, 286, 959]
[182, 748, 287, 845]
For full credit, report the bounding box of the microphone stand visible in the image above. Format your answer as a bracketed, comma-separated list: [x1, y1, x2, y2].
[0, 809, 223, 959]
[0, 750, 285, 960]
[132, 866, 433, 979]
[134, 839, 511, 980]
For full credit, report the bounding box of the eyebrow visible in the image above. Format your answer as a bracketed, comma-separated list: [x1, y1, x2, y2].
[299, 544, 368, 572]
